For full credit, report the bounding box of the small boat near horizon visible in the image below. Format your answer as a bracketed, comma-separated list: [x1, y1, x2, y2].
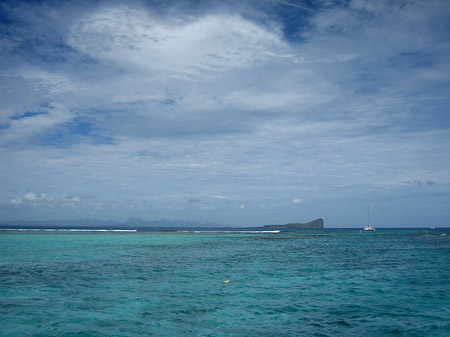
[363, 206, 375, 231]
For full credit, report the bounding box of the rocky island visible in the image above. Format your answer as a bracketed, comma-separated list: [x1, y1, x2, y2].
[262, 218, 324, 229]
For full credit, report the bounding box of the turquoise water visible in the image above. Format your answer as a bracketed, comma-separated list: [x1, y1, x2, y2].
[1, 229, 449, 336]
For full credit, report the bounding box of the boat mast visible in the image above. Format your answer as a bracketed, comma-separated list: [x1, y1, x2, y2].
[368, 206, 370, 226]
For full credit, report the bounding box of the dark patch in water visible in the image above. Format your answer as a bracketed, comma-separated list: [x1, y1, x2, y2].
[335, 319, 350, 326]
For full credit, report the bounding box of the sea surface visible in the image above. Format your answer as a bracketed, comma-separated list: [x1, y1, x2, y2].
[1, 228, 449, 336]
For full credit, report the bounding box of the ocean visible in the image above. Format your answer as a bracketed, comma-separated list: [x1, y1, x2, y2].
[1, 228, 449, 336]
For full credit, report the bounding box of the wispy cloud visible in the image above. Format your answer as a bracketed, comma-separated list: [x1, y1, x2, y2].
[1, 103, 72, 144]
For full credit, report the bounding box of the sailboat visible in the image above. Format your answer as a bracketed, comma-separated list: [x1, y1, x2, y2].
[363, 206, 375, 231]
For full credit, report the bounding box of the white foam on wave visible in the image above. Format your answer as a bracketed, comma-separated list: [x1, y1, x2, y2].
[188, 230, 280, 234]
[0, 228, 42, 231]
[0, 228, 137, 232]
[1, 228, 281, 234]
[60, 229, 137, 232]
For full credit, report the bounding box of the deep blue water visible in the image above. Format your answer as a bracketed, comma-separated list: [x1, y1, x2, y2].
[1, 228, 449, 336]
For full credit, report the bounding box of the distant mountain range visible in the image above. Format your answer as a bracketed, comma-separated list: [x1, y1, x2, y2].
[0, 218, 324, 229]
[0, 218, 222, 228]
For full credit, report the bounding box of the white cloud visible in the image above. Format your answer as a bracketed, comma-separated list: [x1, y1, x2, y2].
[292, 198, 303, 204]
[62, 194, 80, 203]
[24, 192, 47, 202]
[69, 7, 289, 75]
[10, 198, 22, 206]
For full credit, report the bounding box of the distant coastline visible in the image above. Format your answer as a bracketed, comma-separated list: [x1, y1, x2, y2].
[0, 218, 324, 230]
[0, 218, 219, 229]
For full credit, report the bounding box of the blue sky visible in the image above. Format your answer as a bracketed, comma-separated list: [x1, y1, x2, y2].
[1, 0, 449, 227]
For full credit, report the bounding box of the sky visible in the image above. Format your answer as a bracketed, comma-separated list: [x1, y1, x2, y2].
[1, 0, 449, 227]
